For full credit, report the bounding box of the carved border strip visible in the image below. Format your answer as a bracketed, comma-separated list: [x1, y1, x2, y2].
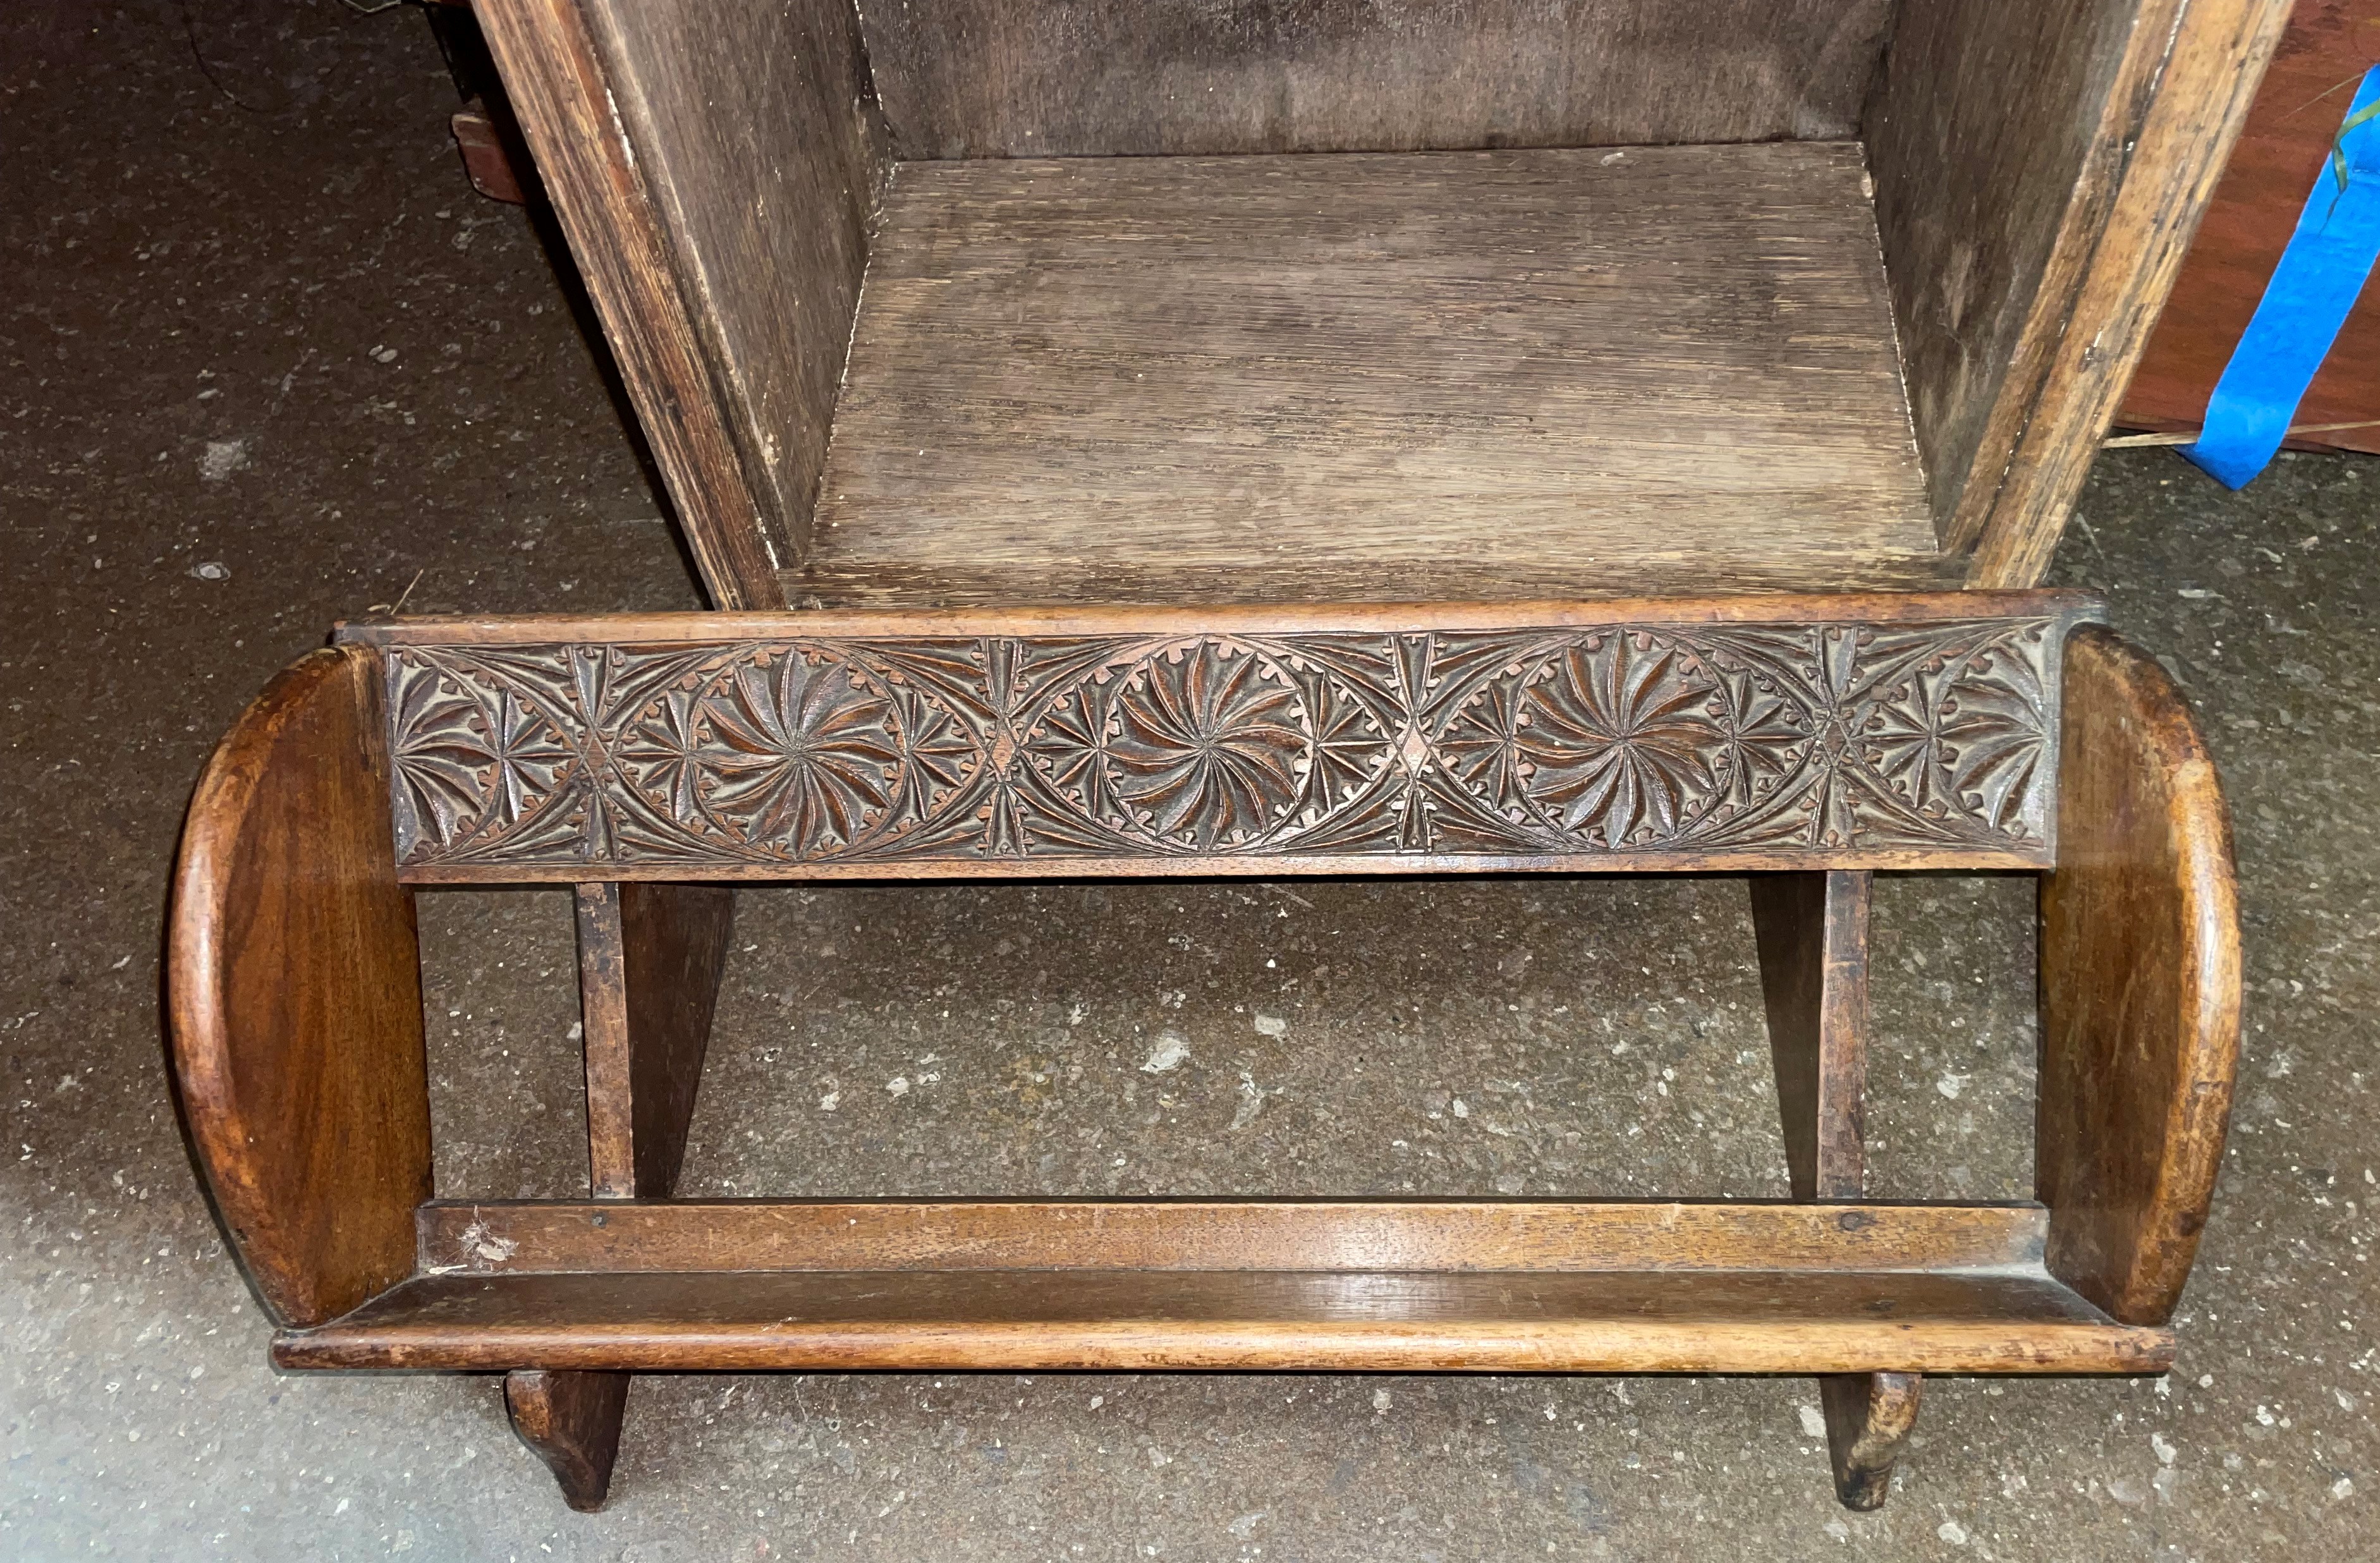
[381, 617, 2067, 876]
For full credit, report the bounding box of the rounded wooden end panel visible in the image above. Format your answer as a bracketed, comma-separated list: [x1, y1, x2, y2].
[2039, 626, 2242, 1325]
[166, 647, 430, 1327]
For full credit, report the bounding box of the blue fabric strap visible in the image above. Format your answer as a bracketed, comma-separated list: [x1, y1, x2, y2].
[2181, 65, 2380, 490]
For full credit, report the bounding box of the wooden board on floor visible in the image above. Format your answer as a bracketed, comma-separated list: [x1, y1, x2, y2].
[803, 144, 1943, 607]
[2117, 0, 2380, 458]
[274, 1267, 2172, 1375]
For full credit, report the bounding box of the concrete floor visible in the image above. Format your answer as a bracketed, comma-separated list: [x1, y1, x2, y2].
[3, 4, 2376, 1558]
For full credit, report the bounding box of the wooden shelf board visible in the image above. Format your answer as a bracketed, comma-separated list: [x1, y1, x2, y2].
[277, 1267, 2168, 1375]
[799, 142, 1944, 607]
[413, 1198, 2053, 1276]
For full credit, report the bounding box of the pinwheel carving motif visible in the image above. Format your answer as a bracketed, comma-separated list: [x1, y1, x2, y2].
[382, 614, 2076, 872]
[1103, 643, 1311, 847]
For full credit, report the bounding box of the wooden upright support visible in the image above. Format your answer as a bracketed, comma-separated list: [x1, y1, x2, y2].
[167, 647, 432, 1328]
[503, 882, 734, 1512]
[2039, 628, 2242, 1324]
[1752, 869, 1921, 1511]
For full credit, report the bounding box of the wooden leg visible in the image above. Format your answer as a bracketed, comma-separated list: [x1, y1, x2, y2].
[2039, 628, 2242, 1324]
[506, 1369, 632, 1513]
[1822, 1371, 1922, 1511]
[501, 882, 735, 1511]
[1751, 869, 1920, 1511]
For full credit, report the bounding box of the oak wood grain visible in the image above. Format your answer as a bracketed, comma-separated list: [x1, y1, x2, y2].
[166, 648, 432, 1327]
[809, 145, 1937, 608]
[339, 592, 2102, 647]
[1822, 1370, 1922, 1511]
[786, 554, 1968, 611]
[504, 1369, 630, 1513]
[1867, 0, 2288, 579]
[1870, 0, 2160, 546]
[572, 884, 734, 1200]
[273, 1267, 2172, 1375]
[533, 880, 733, 1511]
[1751, 868, 1912, 1508]
[475, 0, 889, 605]
[415, 1198, 2050, 1277]
[586, 0, 886, 568]
[856, 1, 1897, 159]
[1962, 0, 2291, 586]
[2039, 628, 2242, 1325]
[1752, 871, 1872, 1203]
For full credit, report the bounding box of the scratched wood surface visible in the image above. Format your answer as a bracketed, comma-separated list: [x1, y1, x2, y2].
[413, 1198, 2051, 1276]
[1866, 0, 2290, 581]
[2039, 628, 2242, 1325]
[805, 145, 1940, 607]
[349, 594, 2093, 881]
[274, 1267, 2170, 1375]
[855, 0, 1898, 159]
[475, 0, 887, 603]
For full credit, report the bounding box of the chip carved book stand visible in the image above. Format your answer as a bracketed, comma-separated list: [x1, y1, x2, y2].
[171, 0, 2271, 1516]
[170, 594, 2239, 1510]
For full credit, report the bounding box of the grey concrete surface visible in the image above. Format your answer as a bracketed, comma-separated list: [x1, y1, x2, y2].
[2, 4, 2375, 1558]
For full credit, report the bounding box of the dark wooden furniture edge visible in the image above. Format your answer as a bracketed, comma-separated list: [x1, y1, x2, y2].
[506, 878, 733, 1508]
[274, 1267, 2171, 1377]
[505, 1369, 630, 1512]
[2039, 627, 2242, 1325]
[333, 590, 2104, 645]
[1960, 0, 2293, 585]
[472, 0, 790, 609]
[166, 647, 432, 1327]
[1752, 867, 1916, 1505]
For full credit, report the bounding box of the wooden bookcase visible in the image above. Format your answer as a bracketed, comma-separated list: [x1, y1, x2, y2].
[470, 0, 2290, 609]
[169, 0, 2274, 1514]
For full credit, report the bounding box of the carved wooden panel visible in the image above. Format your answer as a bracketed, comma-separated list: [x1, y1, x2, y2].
[378, 613, 2075, 879]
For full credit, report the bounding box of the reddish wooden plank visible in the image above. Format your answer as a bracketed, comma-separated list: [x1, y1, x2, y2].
[2119, 0, 2380, 456]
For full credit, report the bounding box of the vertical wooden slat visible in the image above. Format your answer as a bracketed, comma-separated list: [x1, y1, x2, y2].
[1752, 871, 1871, 1201]
[573, 883, 637, 1198]
[511, 880, 735, 1509]
[1751, 869, 1920, 1511]
[573, 882, 735, 1199]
